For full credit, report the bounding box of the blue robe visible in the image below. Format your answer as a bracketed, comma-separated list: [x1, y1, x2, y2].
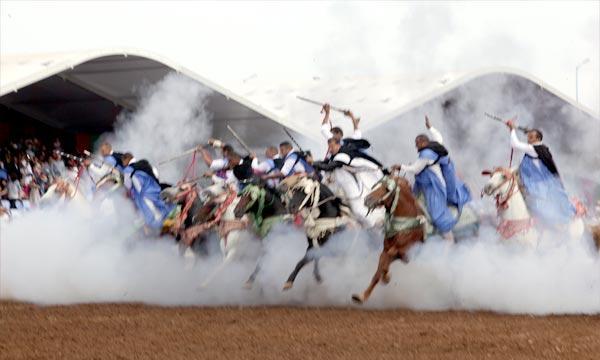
[519, 154, 575, 225]
[104, 154, 123, 173]
[413, 149, 458, 233]
[282, 152, 314, 177]
[437, 156, 472, 212]
[124, 167, 174, 229]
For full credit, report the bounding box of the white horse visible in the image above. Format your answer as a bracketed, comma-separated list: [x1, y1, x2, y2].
[482, 167, 584, 245]
[39, 179, 90, 214]
[184, 182, 256, 288]
[324, 158, 385, 228]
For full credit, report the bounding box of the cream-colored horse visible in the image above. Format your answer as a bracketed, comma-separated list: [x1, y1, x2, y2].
[39, 179, 90, 214]
[482, 168, 584, 246]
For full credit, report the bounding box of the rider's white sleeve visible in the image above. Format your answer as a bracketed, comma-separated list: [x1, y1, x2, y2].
[253, 160, 271, 173]
[321, 123, 333, 140]
[332, 152, 351, 165]
[402, 158, 432, 174]
[510, 129, 537, 157]
[209, 158, 228, 171]
[428, 126, 443, 144]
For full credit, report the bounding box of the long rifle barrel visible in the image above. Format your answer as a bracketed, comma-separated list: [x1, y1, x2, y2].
[158, 148, 198, 166]
[296, 96, 346, 113]
[227, 125, 252, 154]
[484, 112, 529, 134]
[282, 127, 303, 152]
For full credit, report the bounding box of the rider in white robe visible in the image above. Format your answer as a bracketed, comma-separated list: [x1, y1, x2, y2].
[313, 138, 386, 227]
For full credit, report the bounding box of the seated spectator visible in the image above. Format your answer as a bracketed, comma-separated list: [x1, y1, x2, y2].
[7, 172, 23, 209]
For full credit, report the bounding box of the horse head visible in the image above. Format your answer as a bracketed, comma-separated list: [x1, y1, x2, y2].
[95, 169, 122, 192]
[279, 176, 319, 215]
[482, 167, 515, 198]
[364, 175, 397, 210]
[234, 184, 263, 218]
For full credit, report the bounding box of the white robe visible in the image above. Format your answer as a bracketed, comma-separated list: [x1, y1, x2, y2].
[328, 152, 385, 227]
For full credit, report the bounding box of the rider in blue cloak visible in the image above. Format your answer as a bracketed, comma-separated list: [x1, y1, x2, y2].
[122, 153, 174, 230]
[507, 120, 575, 225]
[396, 116, 472, 237]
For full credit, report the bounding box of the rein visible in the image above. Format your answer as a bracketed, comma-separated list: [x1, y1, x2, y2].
[181, 190, 237, 246]
[370, 176, 426, 239]
[492, 170, 517, 210]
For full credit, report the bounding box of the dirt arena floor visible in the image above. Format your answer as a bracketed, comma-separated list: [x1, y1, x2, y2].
[0, 301, 598, 360]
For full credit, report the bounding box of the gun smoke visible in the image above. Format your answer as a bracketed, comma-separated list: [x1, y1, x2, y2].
[1, 73, 599, 315]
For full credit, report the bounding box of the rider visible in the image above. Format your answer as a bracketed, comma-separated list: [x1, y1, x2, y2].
[313, 137, 386, 226]
[99, 142, 126, 171]
[320, 104, 369, 159]
[122, 153, 175, 231]
[393, 116, 471, 238]
[226, 150, 255, 190]
[252, 146, 284, 187]
[264, 141, 314, 179]
[506, 120, 575, 225]
[198, 139, 234, 183]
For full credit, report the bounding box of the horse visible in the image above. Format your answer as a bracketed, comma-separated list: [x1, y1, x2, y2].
[161, 182, 239, 257]
[39, 179, 90, 213]
[481, 168, 539, 246]
[278, 175, 352, 290]
[234, 181, 291, 287]
[323, 161, 385, 228]
[591, 223, 600, 252]
[482, 167, 585, 244]
[351, 175, 426, 304]
[163, 181, 255, 287]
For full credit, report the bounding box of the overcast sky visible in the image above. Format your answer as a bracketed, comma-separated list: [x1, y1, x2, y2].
[1, 0, 598, 115]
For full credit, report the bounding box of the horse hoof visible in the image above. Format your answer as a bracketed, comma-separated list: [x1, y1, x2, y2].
[282, 281, 293, 291]
[314, 276, 323, 284]
[243, 281, 254, 290]
[382, 274, 391, 285]
[351, 294, 364, 304]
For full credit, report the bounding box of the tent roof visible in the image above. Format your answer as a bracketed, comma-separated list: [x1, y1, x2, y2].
[0, 48, 307, 137]
[1, 48, 597, 138]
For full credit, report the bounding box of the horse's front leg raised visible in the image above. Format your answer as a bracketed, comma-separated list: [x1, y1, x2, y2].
[352, 249, 392, 304]
[283, 242, 314, 291]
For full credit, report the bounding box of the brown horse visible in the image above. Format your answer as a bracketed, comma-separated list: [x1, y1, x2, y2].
[591, 224, 600, 252]
[352, 175, 426, 304]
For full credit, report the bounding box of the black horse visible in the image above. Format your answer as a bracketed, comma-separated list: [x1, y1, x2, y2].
[234, 182, 290, 287]
[279, 176, 346, 290]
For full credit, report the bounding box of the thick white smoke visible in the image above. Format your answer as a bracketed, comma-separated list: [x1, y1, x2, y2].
[1, 73, 599, 314]
[107, 72, 214, 183]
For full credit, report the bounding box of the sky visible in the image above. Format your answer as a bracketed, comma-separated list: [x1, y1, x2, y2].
[1, 0, 599, 118]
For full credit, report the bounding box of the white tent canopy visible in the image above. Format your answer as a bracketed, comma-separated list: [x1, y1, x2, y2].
[0, 48, 315, 148]
[1, 48, 596, 145]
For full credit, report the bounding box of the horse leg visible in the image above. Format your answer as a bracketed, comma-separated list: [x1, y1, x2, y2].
[313, 256, 323, 283]
[283, 251, 313, 291]
[244, 259, 262, 289]
[199, 248, 235, 289]
[380, 247, 398, 285]
[352, 250, 392, 304]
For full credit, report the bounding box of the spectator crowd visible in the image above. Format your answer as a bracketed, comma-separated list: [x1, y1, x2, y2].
[0, 136, 80, 211]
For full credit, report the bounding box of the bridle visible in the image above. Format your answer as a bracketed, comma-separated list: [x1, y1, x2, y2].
[487, 169, 518, 210]
[366, 176, 399, 215]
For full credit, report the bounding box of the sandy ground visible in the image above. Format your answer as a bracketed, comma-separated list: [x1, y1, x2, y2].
[0, 302, 598, 360]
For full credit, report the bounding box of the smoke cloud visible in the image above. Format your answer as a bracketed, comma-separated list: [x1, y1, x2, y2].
[107, 73, 214, 183]
[1, 73, 599, 315]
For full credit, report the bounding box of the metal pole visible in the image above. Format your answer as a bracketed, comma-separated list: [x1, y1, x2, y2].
[576, 66, 579, 103]
[575, 58, 590, 103]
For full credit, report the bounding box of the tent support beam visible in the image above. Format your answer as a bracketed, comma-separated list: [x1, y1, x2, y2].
[0, 101, 65, 129]
[57, 73, 135, 110]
